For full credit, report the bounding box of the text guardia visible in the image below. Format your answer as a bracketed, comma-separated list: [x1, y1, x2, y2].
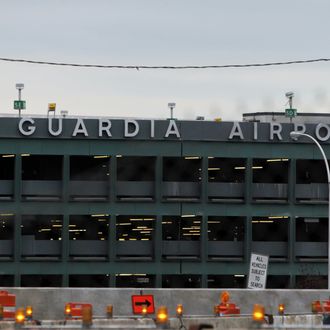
[17, 118, 330, 141]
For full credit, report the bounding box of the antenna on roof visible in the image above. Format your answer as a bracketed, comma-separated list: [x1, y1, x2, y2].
[60, 110, 68, 118]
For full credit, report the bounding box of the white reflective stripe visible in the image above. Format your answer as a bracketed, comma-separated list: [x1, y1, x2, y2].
[3, 306, 16, 312]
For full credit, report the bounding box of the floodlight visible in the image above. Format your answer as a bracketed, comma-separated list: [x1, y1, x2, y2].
[290, 131, 300, 139]
[285, 92, 294, 98]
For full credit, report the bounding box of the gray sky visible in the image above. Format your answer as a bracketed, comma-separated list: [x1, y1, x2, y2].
[0, 0, 329, 121]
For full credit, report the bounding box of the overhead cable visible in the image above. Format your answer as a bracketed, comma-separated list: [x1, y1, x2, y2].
[0, 57, 329, 70]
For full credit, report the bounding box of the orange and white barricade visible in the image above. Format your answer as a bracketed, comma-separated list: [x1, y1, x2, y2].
[65, 302, 92, 319]
[0, 290, 16, 320]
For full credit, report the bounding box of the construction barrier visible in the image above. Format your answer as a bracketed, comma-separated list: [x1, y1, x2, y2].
[65, 302, 93, 319]
[312, 300, 330, 314]
[216, 291, 240, 315]
[0, 290, 16, 320]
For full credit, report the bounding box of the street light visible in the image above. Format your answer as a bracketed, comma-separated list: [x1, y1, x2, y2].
[290, 131, 330, 289]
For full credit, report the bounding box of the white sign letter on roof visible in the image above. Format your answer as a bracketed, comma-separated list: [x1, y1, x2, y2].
[19, 118, 36, 136]
[124, 120, 139, 137]
[293, 123, 306, 134]
[229, 122, 244, 140]
[48, 118, 63, 136]
[253, 122, 258, 140]
[270, 123, 283, 140]
[150, 120, 155, 138]
[165, 120, 180, 138]
[72, 118, 88, 137]
[99, 119, 112, 137]
[315, 123, 330, 142]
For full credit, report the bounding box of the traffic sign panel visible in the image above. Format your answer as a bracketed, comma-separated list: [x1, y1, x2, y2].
[131, 295, 155, 314]
[285, 108, 297, 118]
[14, 100, 26, 110]
[247, 253, 269, 289]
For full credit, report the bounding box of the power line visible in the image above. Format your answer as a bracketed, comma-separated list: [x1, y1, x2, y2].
[0, 57, 329, 70]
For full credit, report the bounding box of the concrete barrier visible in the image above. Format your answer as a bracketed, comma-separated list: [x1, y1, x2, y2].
[0, 315, 324, 329]
[2, 288, 330, 320]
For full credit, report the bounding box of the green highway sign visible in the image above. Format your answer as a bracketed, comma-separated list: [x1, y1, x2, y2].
[14, 100, 26, 110]
[285, 108, 297, 118]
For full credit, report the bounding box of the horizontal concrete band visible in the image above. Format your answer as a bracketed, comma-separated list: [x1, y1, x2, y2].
[0, 316, 324, 330]
[2, 288, 330, 320]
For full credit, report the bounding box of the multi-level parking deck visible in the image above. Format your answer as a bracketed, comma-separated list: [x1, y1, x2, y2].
[0, 114, 328, 288]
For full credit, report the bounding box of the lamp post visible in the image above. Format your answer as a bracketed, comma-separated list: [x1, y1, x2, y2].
[290, 131, 330, 290]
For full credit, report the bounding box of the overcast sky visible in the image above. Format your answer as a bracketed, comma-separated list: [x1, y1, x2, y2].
[0, 0, 329, 121]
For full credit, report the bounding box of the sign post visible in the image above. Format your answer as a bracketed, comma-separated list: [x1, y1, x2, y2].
[15, 83, 25, 117]
[247, 253, 269, 289]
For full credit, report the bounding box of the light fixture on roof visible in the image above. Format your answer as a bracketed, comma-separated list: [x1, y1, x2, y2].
[285, 91, 294, 108]
[60, 110, 68, 118]
[168, 102, 176, 120]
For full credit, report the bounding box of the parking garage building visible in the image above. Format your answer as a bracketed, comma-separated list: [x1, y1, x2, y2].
[0, 113, 329, 289]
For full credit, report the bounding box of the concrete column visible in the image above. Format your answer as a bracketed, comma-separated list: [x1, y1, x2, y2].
[61, 155, 70, 287]
[110, 156, 117, 203]
[109, 156, 117, 286]
[244, 158, 253, 204]
[244, 158, 253, 264]
[109, 214, 116, 263]
[109, 275, 116, 287]
[201, 156, 208, 202]
[155, 156, 163, 287]
[14, 214, 21, 286]
[14, 154, 22, 286]
[200, 157, 209, 288]
[109, 213, 116, 287]
[288, 158, 296, 204]
[107, 156, 111, 201]
[14, 272, 21, 287]
[244, 216, 252, 267]
[14, 154, 22, 202]
[288, 159, 297, 288]
[201, 215, 208, 288]
[155, 215, 162, 288]
[155, 156, 163, 203]
[62, 214, 69, 287]
[289, 274, 296, 289]
[62, 155, 70, 202]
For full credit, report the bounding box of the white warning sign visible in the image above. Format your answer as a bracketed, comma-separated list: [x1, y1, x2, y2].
[247, 253, 269, 289]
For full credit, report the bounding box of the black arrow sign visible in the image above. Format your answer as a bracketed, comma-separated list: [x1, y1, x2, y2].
[135, 300, 151, 307]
